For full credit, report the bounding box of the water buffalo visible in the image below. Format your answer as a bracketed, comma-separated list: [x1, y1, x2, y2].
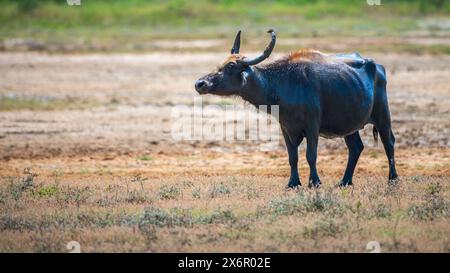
[195, 29, 398, 188]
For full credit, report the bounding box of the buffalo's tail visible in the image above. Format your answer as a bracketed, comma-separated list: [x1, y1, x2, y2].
[373, 126, 378, 146]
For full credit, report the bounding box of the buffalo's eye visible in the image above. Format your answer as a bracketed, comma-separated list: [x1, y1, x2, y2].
[225, 62, 235, 70]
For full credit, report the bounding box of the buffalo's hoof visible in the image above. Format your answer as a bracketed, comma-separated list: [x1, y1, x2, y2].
[308, 180, 321, 189]
[338, 180, 353, 188]
[286, 178, 301, 189]
[388, 177, 400, 187]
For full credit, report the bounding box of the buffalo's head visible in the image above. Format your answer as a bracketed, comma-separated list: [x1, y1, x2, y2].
[195, 29, 276, 96]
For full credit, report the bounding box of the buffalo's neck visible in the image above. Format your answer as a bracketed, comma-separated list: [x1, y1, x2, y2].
[238, 67, 278, 107]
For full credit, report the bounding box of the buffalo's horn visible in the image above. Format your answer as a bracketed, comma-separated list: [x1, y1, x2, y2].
[242, 29, 276, 66]
[230, 30, 241, 54]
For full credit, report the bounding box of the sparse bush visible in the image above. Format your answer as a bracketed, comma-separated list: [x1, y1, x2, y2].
[182, 181, 194, 188]
[55, 186, 91, 209]
[303, 218, 347, 238]
[7, 168, 37, 201]
[139, 207, 192, 228]
[309, 191, 344, 214]
[157, 185, 181, 200]
[267, 194, 306, 217]
[125, 189, 151, 204]
[246, 186, 260, 200]
[0, 215, 38, 231]
[102, 184, 122, 205]
[408, 181, 450, 221]
[138, 207, 237, 228]
[0, 188, 5, 204]
[44, 211, 139, 230]
[425, 181, 442, 196]
[191, 187, 201, 199]
[411, 175, 424, 183]
[96, 196, 116, 207]
[130, 174, 148, 191]
[374, 203, 392, 219]
[267, 191, 345, 218]
[231, 217, 253, 232]
[408, 196, 450, 221]
[208, 182, 231, 198]
[31, 232, 66, 253]
[196, 210, 236, 224]
[140, 224, 158, 249]
[122, 175, 152, 203]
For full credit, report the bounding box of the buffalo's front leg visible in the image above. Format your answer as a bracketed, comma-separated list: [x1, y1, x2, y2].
[282, 130, 303, 188]
[306, 131, 321, 188]
[339, 131, 364, 187]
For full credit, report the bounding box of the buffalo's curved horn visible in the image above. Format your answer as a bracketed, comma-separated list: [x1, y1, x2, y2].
[242, 29, 276, 66]
[230, 30, 241, 54]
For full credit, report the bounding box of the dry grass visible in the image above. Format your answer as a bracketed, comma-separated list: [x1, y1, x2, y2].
[0, 51, 448, 252]
[0, 150, 449, 253]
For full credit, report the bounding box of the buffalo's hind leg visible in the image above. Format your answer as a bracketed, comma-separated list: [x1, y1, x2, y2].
[377, 126, 398, 183]
[339, 131, 364, 187]
[372, 63, 399, 185]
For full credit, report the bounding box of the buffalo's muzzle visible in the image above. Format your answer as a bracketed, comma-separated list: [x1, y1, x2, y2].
[195, 79, 211, 94]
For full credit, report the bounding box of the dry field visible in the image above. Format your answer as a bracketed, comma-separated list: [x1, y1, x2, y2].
[0, 49, 449, 252]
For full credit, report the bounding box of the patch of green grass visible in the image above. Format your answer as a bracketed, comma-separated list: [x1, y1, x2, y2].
[369, 151, 380, 159]
[33, 184, 59, 198]
[138, 155, 154, 161]
[379, 43, 450, 55]
[0, 97, 99, 111]
[77, 167, 91, 175]
[1, 0, 450, 52]
[216, 99, 233, 107]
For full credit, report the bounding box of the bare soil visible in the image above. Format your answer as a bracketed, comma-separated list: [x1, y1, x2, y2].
[0, 51, 449, 252]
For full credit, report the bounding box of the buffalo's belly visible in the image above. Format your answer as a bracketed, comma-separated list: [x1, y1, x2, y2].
[318, 66, 374, 137]
[319, 126, 363, 138]
[321, 101, 371, 136]
[319, 89, 374, 137]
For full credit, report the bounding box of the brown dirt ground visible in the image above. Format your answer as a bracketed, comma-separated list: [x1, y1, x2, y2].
[0, 51, 449, 252]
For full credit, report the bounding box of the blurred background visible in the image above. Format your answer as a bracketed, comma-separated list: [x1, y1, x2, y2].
[0, 0, 449, 253]
[1, 0, 450, 53]
[0, 0, 449, 156]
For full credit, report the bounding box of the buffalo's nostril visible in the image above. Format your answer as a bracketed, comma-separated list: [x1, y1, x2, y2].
[195, 80, 206, 90]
